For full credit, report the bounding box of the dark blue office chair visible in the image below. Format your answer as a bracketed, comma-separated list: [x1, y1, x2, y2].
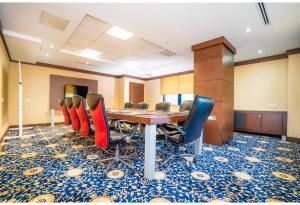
[160, 96, 214, 170]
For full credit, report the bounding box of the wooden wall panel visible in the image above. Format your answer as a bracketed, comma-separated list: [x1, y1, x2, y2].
[192, 36, 235, 146]
[195, 80, 233, 102]
[50, 75, 98, 109]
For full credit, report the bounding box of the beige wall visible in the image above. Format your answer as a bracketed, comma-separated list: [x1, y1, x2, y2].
[0, 36, 9, 138]
[115, 77, 146, 108]
[145, 79, 161, 109]
[287, 53, 300, 138]
[234, 59, 288, 111]
[8, 62, 117, 126]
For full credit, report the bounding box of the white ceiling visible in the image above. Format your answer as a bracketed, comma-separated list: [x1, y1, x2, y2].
[0, 3, 300, 78]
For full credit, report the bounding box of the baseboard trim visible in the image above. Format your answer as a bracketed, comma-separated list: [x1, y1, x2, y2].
[287, 137, 300, 143]
[8, 122, 65, 128]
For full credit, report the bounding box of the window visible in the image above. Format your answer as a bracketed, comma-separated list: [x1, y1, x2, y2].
[163, 94, 179, 105]
[163, 94, 194, 105]
[181, 94, 194, 102]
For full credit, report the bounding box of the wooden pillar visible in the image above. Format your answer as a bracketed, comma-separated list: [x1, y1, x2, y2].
[192, 36, 236, 146]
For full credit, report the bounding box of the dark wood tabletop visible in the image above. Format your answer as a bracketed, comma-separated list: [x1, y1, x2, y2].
[106, 108, 189, 125]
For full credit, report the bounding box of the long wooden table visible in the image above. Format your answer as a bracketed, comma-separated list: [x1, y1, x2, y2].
[106, 108, 204, 180]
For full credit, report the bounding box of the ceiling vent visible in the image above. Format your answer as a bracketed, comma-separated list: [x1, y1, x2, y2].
[258, 3, 270, 25]
[40, 10, 70, 31]
[159, 49, 176, 57]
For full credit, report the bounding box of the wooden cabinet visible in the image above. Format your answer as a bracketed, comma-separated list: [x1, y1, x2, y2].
[244, 113, 261, 131]
[234, 111, 287, 136]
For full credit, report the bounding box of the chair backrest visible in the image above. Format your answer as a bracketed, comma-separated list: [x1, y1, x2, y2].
[179, 100, 194, 112]
[136, 102, 149, 109]
[86, 92, 110, 149]
[182, 96, 214, 144]
[155, 102, 171, 111]
[65, 98, 80, 131]
[124, 102, 134, 109]
[72, 95, 92, 137]
[58, 98, 71, 125]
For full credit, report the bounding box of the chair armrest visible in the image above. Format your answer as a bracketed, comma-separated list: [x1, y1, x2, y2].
[113, 120, 132, 143]
[164, 124, 185, 136]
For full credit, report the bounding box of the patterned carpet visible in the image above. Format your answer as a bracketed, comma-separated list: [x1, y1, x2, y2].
[0, 124, 299, 203]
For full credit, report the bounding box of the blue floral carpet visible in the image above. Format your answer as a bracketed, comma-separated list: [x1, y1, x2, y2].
[0, 124, 299, 202]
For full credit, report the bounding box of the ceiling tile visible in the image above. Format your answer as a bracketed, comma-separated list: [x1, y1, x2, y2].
[67, 34, 92, 47]
[95, 33, 124, 48]
[80, 15, 112, 33]
[116, 42, 140, 54]
[64, 43, 85, 51]
[133, 47, 158, 57]
[127, 36, 150, 48]
[73, 24, 102, 41]
[89, 41, 113, 53]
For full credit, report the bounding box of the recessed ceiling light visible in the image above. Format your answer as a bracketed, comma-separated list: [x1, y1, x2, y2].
[80, 48, 102, 59]
[49, 44, 54, 48]
[258, 49, 263, 54]
[245, 27, 252, 33]
[106, 26, 134, 40]
[86, 62, 89, 65]
[45, 53, 49, 57]
[60, 48, 104, 61]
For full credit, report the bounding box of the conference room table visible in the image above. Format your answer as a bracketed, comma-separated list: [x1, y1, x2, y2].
[105, 108, 204, 180]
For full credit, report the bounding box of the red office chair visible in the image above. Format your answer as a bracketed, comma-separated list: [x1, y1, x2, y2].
[87, 92, 135, 177]
[58, 98, 71, 125]
[65, 98, 80, 131]
[72, 95, 92, 137]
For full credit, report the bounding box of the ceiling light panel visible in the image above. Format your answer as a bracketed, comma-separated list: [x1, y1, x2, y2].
[62, 14, 179, 75]
[3, 29, 42, 43]
[4, 34, 41, 63]
[106, 26, 134, 40]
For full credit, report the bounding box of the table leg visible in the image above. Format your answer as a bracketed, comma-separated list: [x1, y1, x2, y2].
[195, 129, 203, 155]
[144, 124, 156, 180]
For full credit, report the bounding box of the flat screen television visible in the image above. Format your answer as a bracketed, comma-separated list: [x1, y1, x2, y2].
[64, 84, 88, 98]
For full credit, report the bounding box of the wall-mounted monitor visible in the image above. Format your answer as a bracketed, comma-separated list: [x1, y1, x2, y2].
[64, 84, 88, 98]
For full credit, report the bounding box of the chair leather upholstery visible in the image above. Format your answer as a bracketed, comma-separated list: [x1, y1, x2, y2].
[58, 98, 71, 125]
[87, 93, 110, 149]
[155, 102, 171, 111]
[165, 96, 214, 145]
[65, 98, 80, 131]
[136, 102, 149, 109]
[124, 102, 134, 109]
[179, 100, 194, 112]
[72, 95, 92, 137]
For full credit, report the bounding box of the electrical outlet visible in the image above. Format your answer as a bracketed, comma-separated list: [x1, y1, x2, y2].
[208, 115, 216, 121]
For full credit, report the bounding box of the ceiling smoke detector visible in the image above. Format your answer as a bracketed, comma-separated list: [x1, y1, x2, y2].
[159, 49, 176, 57]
